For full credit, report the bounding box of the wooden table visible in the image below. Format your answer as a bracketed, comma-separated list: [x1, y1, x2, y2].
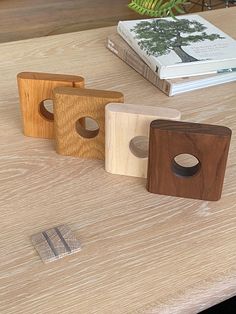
[0, 0, 140, 43]
[0, 8, 235, 314]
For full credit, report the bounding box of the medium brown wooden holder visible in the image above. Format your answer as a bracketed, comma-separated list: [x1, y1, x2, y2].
[53, 87, 124, 160]
[17, 72, 84, 139]
[147, 120, 232, 201]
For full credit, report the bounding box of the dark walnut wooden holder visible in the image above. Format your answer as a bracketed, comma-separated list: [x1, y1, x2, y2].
[147, 120, 232, 201]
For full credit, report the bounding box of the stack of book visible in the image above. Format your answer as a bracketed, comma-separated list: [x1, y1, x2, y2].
[107, 14, 236, 96]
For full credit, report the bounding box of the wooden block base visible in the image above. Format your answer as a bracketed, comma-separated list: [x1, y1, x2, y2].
[105, 103, 181, 178]
[17, 72, 84, 139]
[147, 120, 232, 201]
[53, 87, 124, 160]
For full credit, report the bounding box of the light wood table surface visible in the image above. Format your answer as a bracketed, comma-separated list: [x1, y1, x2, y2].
[0, 8, 235, 314]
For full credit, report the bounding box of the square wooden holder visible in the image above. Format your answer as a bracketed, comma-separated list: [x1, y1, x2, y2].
[105, 103, 181, 178]
[17, 72, 84, 139]
[53, 87, 124, 160]
[147, 120, 232, 201]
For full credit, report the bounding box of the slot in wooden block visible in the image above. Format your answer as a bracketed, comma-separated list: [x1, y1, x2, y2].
[31, 224, 81, 263]
[105, 103, 181, 178]
[53, 87, 124, 160]
[147, 120, 232, 201]
[17, 72, 85, 139]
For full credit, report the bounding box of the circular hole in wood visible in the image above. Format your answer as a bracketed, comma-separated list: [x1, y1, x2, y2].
[75, 117, 99, 139]
[129, 136, 149, 158]
[172, 153, 201, 177]
[39, 99, 54, 121]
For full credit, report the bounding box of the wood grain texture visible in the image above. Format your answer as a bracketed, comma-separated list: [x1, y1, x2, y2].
[31, 224, 81, 263]
[0, 0, 226, 44]
[0, 8, 235, 314]
[0, 0, 141, 43]
[147, 120, 232, 201]
[17, 72, 84, 138]
[53, 87, 124, 159]
[105, 103, 181, 178]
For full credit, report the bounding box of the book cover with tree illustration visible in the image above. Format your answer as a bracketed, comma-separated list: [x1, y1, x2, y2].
[117, 15, 236, 78]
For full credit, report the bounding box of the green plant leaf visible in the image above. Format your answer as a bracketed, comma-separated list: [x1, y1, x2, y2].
[128, 0, 187, 17]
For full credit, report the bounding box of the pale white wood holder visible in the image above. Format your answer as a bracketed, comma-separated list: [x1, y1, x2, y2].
[105, 103, 181, 178]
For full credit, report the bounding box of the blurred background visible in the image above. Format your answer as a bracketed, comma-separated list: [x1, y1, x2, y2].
[0, 0, 234, 43]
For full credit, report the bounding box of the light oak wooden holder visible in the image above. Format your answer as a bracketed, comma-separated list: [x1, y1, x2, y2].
[105, 103, 181, 178]
[147, 120, 232, 201]
[17, 72, 85, 139]
[53, 87, 124, 160]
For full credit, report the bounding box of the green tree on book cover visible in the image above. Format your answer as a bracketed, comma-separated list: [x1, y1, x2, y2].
[132, 18, 223, 63]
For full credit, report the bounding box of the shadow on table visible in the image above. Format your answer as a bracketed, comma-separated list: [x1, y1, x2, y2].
[199, 296, 236, 313]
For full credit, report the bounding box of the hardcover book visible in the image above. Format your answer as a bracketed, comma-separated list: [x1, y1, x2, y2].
[107, 34, 236, 96]
[117, 14, 236, 79]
